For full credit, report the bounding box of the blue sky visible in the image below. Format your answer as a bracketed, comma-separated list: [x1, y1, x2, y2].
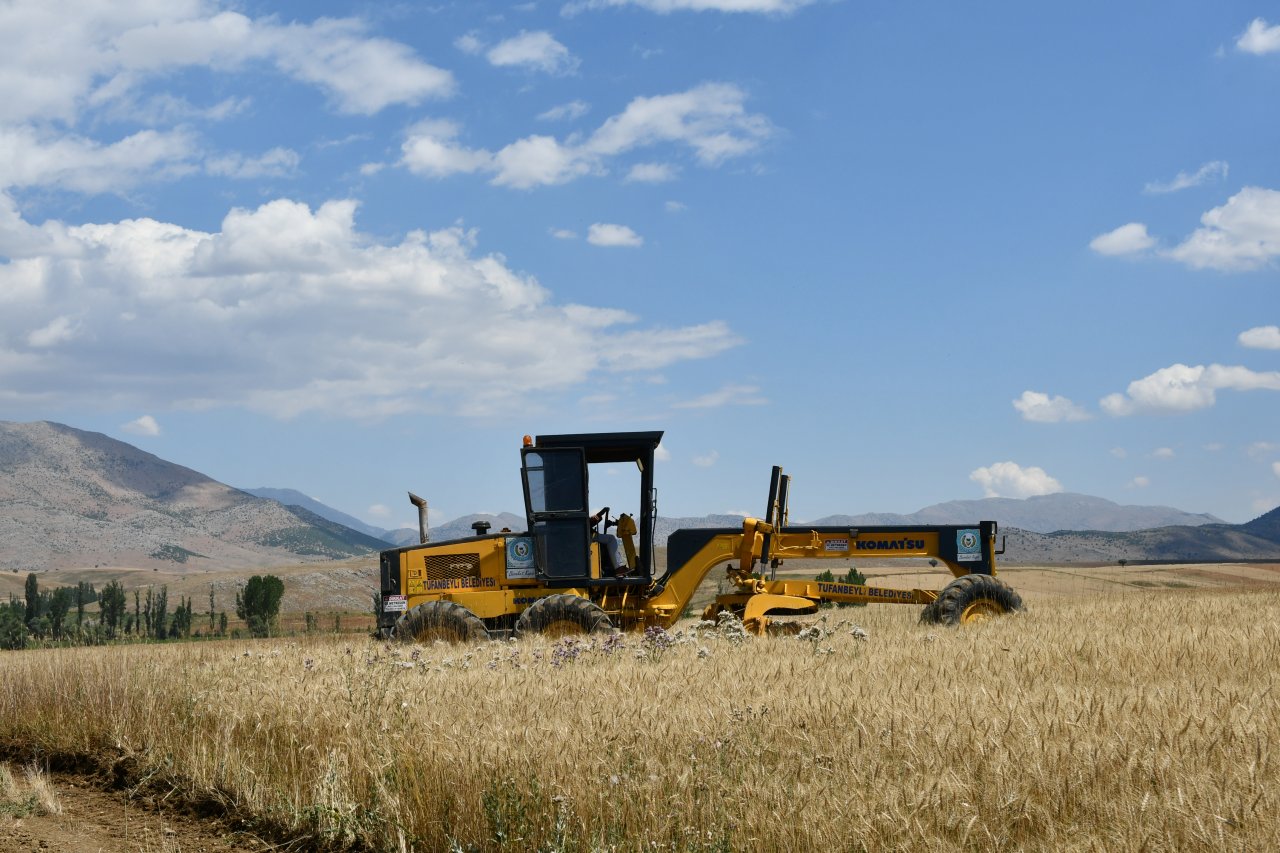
[1, 0, 1278, 529]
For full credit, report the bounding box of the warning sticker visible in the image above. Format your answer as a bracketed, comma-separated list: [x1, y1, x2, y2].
[957, 529, 982, 562]
[823, 538, 849, 552]
[384, 594, 408, 612]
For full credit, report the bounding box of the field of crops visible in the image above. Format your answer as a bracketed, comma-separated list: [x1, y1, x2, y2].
[2, 588, 1278, 851]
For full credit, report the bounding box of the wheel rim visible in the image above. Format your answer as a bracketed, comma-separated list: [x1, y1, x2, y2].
[959, 599, 1006, 624]
[540, 618, 588, 638]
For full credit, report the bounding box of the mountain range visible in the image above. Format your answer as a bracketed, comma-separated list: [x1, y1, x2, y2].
[2, 420, 1277, 570]
[0, 421, 387, 571]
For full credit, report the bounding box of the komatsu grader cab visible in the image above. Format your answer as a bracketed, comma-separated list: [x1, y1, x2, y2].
[376, 430, 1023, 642]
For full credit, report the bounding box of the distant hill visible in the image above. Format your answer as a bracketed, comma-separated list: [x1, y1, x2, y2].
[0, 421, 387, 571]
[243, 487, 392, 541]
[810, 493, 1223, 534]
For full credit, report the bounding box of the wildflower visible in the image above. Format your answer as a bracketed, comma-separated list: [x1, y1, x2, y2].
[849, 626, 869, 641]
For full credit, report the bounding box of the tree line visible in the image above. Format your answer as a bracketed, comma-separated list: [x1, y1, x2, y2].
[1, 573, 286, 650]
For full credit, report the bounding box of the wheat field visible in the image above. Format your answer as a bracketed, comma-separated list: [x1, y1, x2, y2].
[1, 589, 1278, 851]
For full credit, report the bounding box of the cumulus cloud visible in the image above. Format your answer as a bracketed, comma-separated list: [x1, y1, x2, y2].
[399, 119, 493, 178]
[0, 125, 199, 194]
[969, 462, 1063, 499]
[1238, 18, 1280, 54]
[122, 415, 161, 436]
[1012, 390, 1090, 423]
[1144, 161, 1228, 195]
[399, 82, 771, 189]
[1165, 187, 1280, 271]
[1239, 325, 1280, 350]
[0, 5, 453, 124]
[487, 31, 579, 75]
[564, 0, 816, 15]
[1089, 222, 1156, 257]
[654, 442, 671, 461]
[0, 195, 740, 418]
[1128, 476, 1150, 489]
[1101, 363, 1280, 416]
[587, 223, 643, 247]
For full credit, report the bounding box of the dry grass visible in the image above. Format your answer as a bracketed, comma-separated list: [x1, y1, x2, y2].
[0, 762, 61, 816]
[1, 589, 1278, 851]
[22, 763, 62, 815]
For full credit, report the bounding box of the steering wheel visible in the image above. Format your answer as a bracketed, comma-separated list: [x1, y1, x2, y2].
[596, 506, 612, 533]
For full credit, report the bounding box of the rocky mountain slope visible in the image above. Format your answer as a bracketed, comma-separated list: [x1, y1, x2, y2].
[0, 421, 387, 571]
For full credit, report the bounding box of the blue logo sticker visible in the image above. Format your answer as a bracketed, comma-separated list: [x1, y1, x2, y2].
[957, 529, 981, 562]
[506, 537, 535, 571]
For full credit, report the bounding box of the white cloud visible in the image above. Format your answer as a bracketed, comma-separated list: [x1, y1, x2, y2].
[1274, 461, 1280, 479]
[0, 125, 198, 194]
[0, 6, 453, 124]
[1165, 187, 1280, 271]
[0, 194, 741, 419]
[1012, 390, 1090, 423]
[538, 100, 590, 121]
[26, 316, 80, 348]
[1152, 447, 1175, 459]
[671, 383, 766, 409]
[1128, 476, 1150, 489]
[1110, 447, 1128, 459]
[400, 83, 770, 189]
[587, 223, 643, 247]
[1144, 161, 1228, 195]
[487, 31, 579, 75]
[1248, 441, 1277, 459]
[626, 162, 678, 183]
[1240, 325, 1280, 350]
[665, 200, 687, 213]
[1204, 442, 1224, 452]
[492, 135, 594, 188]
[122, 415, 161, 436]
[1238, 18, 1280, 54]
[205, 147, 300, 179]
[550, 228, 578, 239]
[367, 503, 391, 518]
[399, 119, 493, 178]
[1089, 222, 1155, 257]
[1101, 363, 1280, 416]
[654, 442, 671, 461]
[969, 462, 1063, 499]
[564, 0, 816, 15]
[692, 450, 719, 468]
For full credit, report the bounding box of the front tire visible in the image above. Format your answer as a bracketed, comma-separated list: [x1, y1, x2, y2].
[396, 601, 490, 643]
[515, 594, 613, 638]
[933, 575, 1023, 626]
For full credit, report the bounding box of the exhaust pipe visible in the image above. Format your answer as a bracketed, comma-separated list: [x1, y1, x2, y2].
[408, 491, 429, 544]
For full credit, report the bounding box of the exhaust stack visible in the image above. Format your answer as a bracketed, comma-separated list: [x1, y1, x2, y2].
[408, 491, 429, 544]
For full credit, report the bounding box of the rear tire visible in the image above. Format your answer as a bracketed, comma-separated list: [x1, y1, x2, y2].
[515, 594, 613, 638]
[396, 601, 490, 644]
[934, 574, 1023, 626]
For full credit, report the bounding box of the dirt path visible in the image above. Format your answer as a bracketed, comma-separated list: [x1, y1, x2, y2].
[0, 774, 274, 853]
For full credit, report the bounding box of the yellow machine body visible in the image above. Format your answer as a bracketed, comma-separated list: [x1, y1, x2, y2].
[376, 431, 1018, 639]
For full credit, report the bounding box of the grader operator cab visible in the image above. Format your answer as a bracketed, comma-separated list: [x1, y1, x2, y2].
[376, 430, 1023, 642]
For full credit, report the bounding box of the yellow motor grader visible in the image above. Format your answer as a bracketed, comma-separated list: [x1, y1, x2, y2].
[375, 431, 1022, 641]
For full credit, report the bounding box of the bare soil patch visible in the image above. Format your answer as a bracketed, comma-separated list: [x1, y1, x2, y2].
[0, 772, 272, 853]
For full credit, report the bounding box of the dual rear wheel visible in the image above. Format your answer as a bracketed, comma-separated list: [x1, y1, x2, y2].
[395, 594, 614, 643]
